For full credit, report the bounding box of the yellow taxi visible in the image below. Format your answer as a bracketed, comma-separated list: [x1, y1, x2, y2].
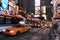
[3, 24, 31, 36]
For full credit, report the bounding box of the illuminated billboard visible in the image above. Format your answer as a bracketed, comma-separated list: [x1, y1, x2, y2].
[35, 0, 40, 14]
[0, 0, 8, 12]
[35, 0, 40, 6]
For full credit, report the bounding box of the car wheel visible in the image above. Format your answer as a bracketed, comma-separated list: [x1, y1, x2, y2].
[27, 29, 31, 32]
[17, 31, 20, 35]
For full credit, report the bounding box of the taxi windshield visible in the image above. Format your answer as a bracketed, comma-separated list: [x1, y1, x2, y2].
[19, 18, 23, 21]
[13, 24, 23, 27]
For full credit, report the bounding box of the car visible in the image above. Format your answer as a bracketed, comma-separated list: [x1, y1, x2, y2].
[0, 24, 14, 32]
[3, 24, 31, 36]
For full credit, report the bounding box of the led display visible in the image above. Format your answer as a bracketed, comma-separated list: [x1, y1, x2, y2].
[0, 0, 8, 12]
[35, 0, 40, 14]
[2, 0, 8, 10]
[35, 0, 40, 6]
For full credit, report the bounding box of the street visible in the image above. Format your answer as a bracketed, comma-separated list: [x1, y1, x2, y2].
[0, 28, 50, 40]
[0, 21, 60, 40]
[0, 28, 60, 40]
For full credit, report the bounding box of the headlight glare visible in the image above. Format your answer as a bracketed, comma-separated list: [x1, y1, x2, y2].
[3, 29, 6, 32]
[10, 31, 14, 33]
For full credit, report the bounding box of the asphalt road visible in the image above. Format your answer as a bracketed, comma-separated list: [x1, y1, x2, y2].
[0, 21, 60, 40]
[0, 28, 51, 40]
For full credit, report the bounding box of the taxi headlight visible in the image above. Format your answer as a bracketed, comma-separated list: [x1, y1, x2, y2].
[10, 31, 14, 33]
[3, 29, 6, 32]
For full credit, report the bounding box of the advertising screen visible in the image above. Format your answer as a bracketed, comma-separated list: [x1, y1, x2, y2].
[35, 0, 40, 15]
[0, 0, 8, 12]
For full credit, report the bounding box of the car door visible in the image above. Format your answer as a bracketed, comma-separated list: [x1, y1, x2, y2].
[21, 25, 29, 33]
